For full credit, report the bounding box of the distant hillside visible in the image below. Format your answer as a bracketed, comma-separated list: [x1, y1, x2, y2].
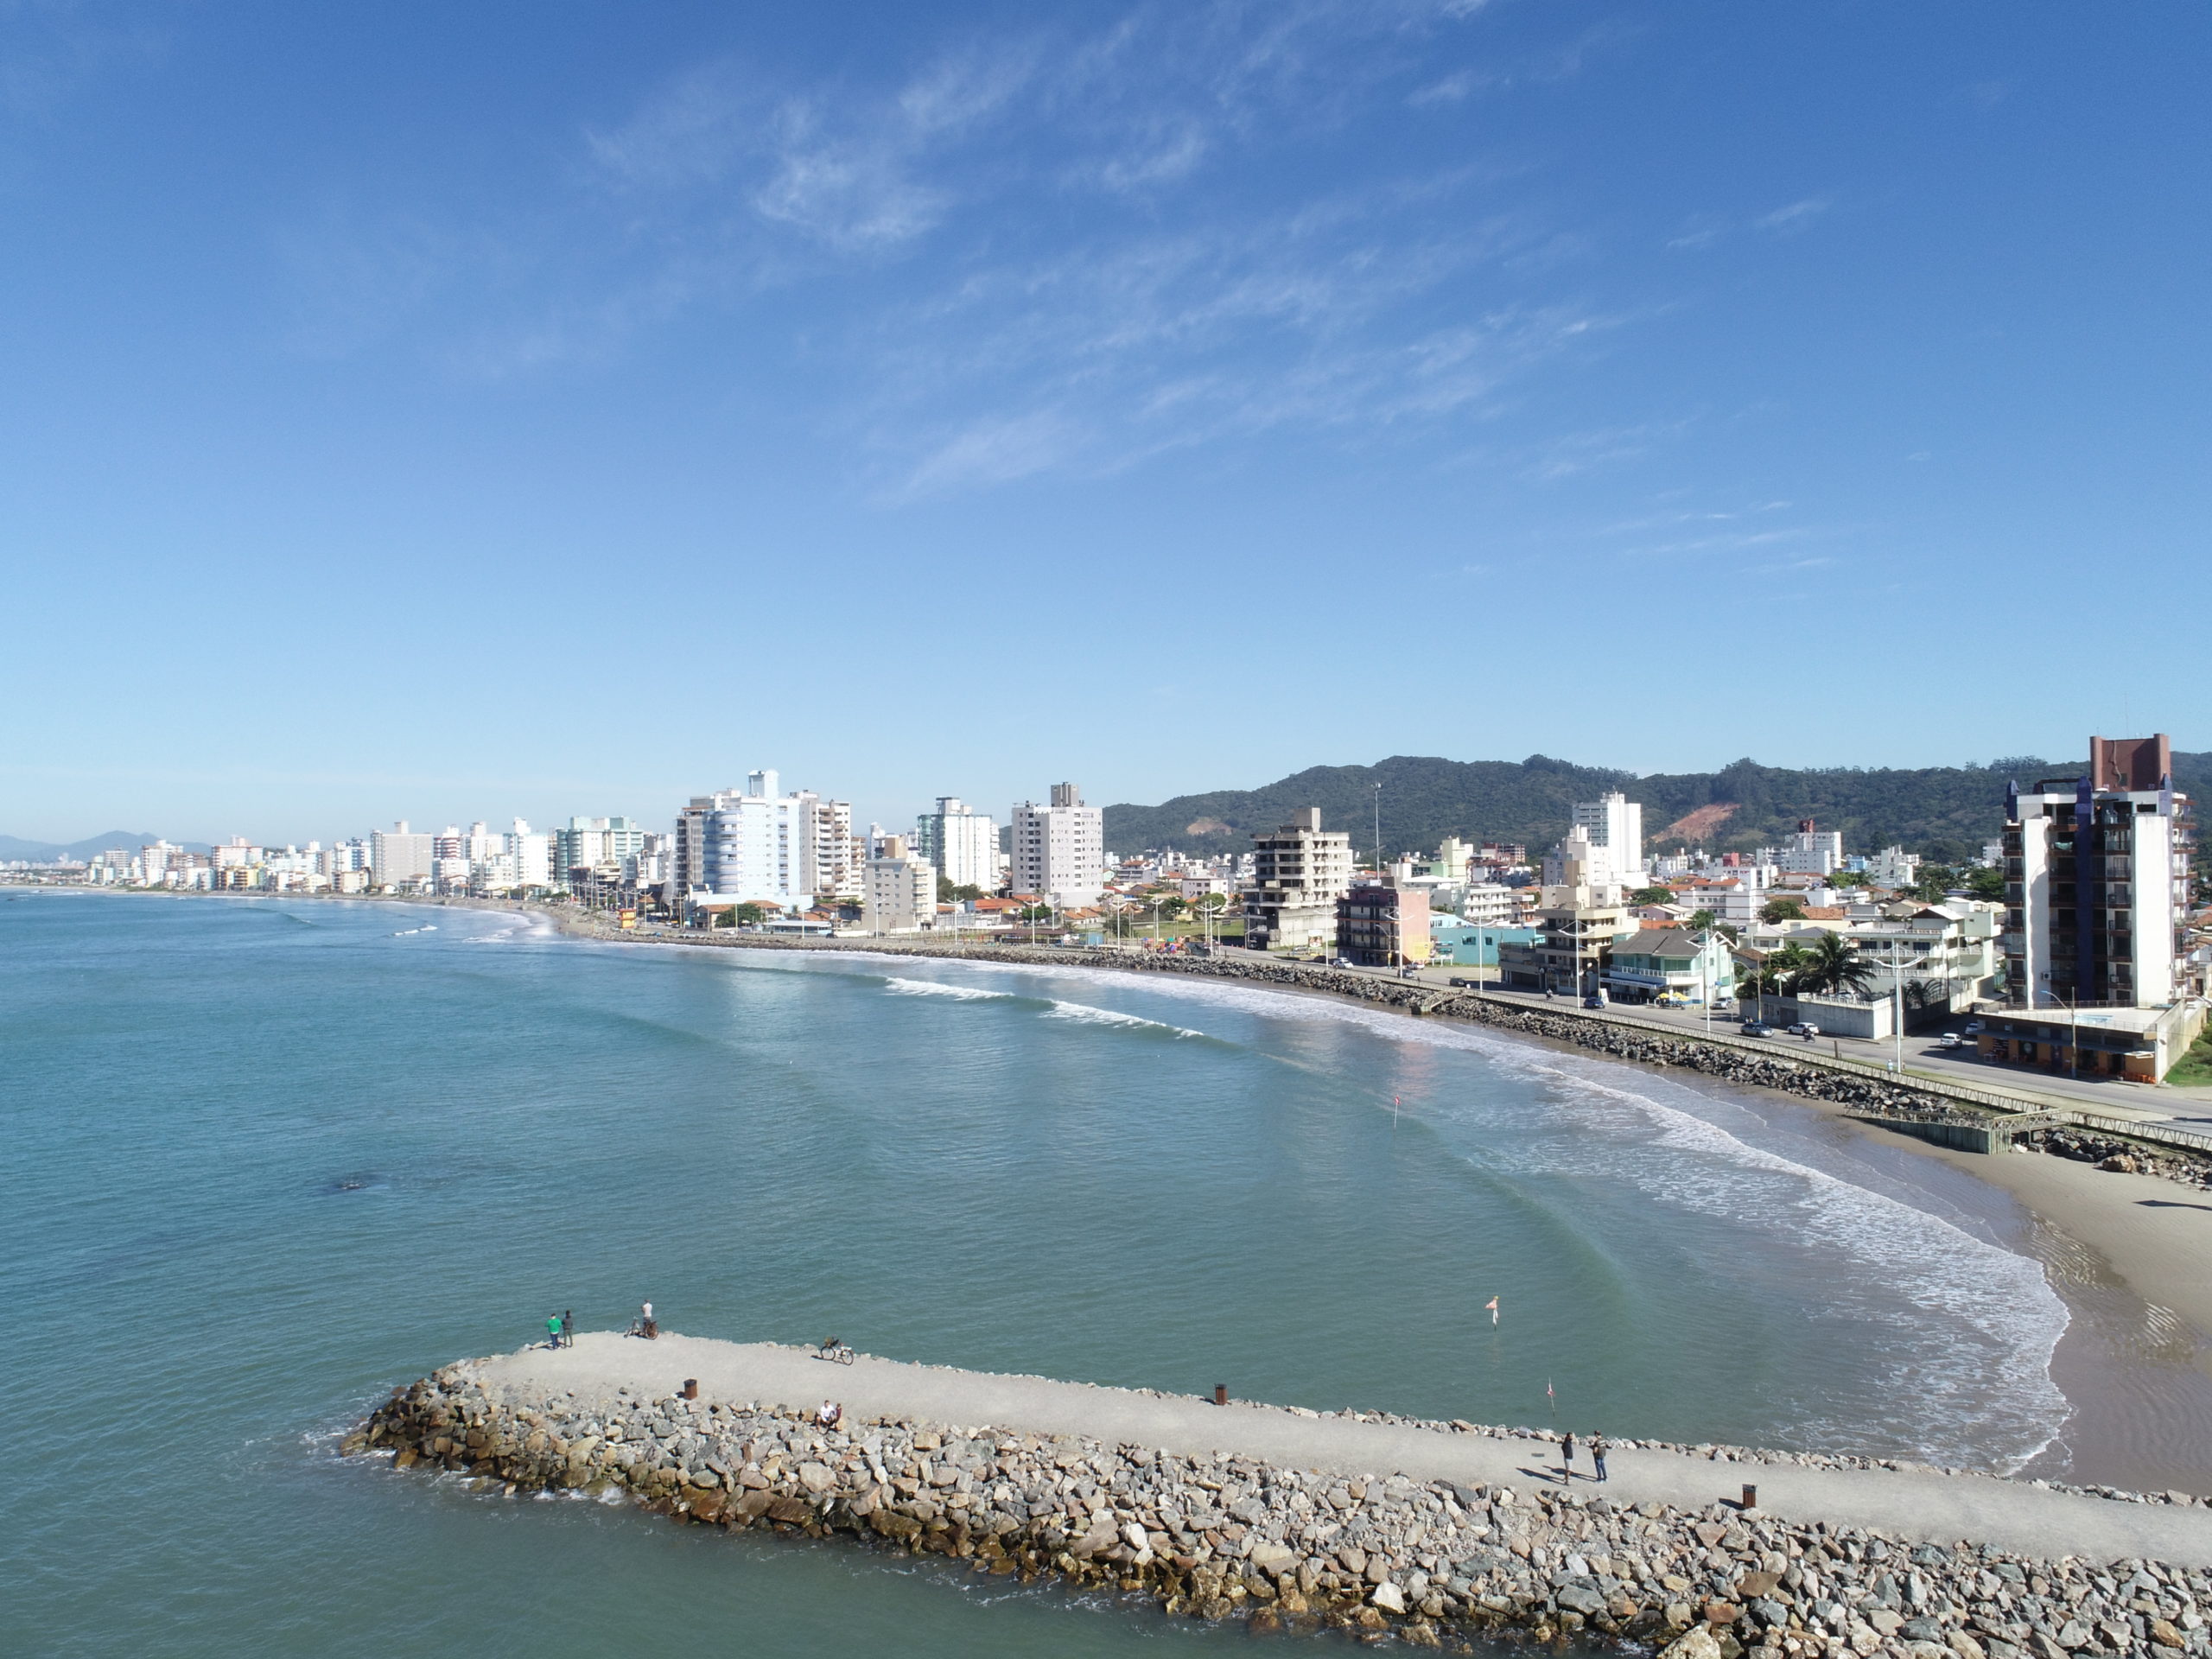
[1103, 750, 2212, 867]
[0, 830, 167, 861]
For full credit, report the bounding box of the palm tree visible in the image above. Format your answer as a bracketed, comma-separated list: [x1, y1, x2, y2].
[1767, 939, 1816, 993]
[1796, 932, 1877, 998]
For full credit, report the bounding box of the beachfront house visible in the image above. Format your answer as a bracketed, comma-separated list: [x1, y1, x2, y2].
[1602, 927, 1734, 1005]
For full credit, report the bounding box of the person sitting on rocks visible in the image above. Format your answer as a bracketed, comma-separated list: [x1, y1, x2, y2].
[817, 1400, 842, 1428]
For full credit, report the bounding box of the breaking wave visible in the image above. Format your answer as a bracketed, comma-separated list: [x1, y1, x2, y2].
[1039, 1000, 1204, 1039]
[883, 977, 1015, 1001]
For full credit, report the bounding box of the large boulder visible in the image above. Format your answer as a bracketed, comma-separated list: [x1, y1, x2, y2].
[1660, 1626, 1725, 1659]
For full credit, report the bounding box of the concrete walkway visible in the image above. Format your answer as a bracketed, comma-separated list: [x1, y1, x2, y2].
[482, 1332, 2212, 1567]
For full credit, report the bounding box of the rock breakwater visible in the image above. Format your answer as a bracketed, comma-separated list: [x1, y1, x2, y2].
[353, 1358, 2212, 1657]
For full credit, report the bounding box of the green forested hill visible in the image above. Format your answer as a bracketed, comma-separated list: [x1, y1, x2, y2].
[1103, 750, 2212, 867]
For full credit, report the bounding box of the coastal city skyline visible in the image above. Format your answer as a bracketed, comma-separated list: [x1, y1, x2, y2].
[14, 7, 2212, 1652]
[9, 733, 2203, 857]
[16, 728, 2203, 1083]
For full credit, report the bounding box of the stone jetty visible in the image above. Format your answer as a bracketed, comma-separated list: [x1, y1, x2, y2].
[352, 1333, 2212, 1657]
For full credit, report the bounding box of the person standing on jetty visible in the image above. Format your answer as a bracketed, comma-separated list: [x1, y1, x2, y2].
[561, 1310, 573, 1349]
[545, 1314, 563, 1350]
[1560, 1431, 1577, 1483]
[1590, 1434, 1609, 1483]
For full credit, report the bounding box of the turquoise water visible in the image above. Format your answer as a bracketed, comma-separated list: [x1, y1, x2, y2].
[1, 895, 2085, 1654]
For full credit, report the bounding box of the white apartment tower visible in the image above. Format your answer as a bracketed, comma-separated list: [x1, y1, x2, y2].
[2005, 734, 2196, 1010]
[1777, 819, 1845, 876]
[1010, 783, 1103, 907]
[913, 797, 999, 893]
[674, 770, 855, 910]
[1570, 791, 1645, 888]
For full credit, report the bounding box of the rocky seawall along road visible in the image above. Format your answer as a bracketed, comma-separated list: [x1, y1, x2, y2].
[353, 1333, 2212, 1658]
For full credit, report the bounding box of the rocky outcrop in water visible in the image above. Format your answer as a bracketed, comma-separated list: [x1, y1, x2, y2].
[354, 1364, 2212, 1657]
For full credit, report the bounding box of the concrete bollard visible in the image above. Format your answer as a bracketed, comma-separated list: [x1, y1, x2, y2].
[1214, 1383, 1229, 1407]
[1740, 1484, 1758, 1512]
[683, 1378, 698, 1401]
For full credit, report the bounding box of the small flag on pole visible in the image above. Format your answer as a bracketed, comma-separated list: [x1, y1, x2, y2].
[1484, 1296, 1499, 1327]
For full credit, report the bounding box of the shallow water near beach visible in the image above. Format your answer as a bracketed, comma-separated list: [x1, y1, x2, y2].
[0, 894, 2197, 1654]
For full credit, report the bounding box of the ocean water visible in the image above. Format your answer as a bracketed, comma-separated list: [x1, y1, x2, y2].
[0, 894, 2087, 1655]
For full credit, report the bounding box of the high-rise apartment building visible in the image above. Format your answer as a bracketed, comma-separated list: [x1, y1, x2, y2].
[1777, 819, 1844, 876]
[1569, 791, 1645, 888]
[862, 834, 937, 933]
[370, 821, 435, 890]
[505, 820, 552, 890]
[2004, 734, 2194, 1011]
[1242, 808, 1356, 952]
[804, 796, 858, 900]
[1010, 783, 1103, 907]
[674, 771, 855, 911]
[913, 797, 999, 893]
[554, 817, 649, 885]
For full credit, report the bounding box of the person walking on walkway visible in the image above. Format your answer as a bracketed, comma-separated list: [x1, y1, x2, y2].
[1590, 1434, 1608, 1484]
[1560, 1431, 1577, 1483]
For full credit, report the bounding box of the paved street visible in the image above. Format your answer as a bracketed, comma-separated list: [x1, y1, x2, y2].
[1217, 946, 2212, 1124]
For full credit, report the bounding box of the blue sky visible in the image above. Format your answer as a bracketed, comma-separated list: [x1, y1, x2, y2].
[3, 2, 2207, 844]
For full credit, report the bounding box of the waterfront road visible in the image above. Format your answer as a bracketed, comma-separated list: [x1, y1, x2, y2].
[1211, 948, 2210, 1124]
[485, 1333, 2212, 1568]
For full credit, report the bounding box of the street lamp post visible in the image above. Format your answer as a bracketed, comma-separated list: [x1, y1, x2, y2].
[1885, 937, 1908, 1073]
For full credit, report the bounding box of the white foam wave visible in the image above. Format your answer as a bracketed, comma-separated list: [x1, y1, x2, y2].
[1445, 1058, 2070, 1466]
[883, 977, 1014, 1001]
[1040, 1000, 1204, 1038]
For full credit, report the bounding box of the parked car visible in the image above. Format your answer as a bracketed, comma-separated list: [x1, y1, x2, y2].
[1962, 1020, 1985, 1035]
[1740, 1020, 1773, 1037]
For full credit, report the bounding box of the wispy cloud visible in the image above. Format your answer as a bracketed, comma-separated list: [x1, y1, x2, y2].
[274, 0, 1647, 491]
[1667, 194, 1835, 252]
[1757, 195, 1831, 234]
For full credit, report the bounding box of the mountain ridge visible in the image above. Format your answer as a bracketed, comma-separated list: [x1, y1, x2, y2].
[0, 831, 172, 861]
[1101, 750, 2212, 868]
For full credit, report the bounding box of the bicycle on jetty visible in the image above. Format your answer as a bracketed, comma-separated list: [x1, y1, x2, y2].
[817, 1337, 855, 1366]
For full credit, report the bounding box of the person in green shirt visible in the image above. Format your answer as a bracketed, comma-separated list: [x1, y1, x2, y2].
[546, 1314, 562, 1349]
